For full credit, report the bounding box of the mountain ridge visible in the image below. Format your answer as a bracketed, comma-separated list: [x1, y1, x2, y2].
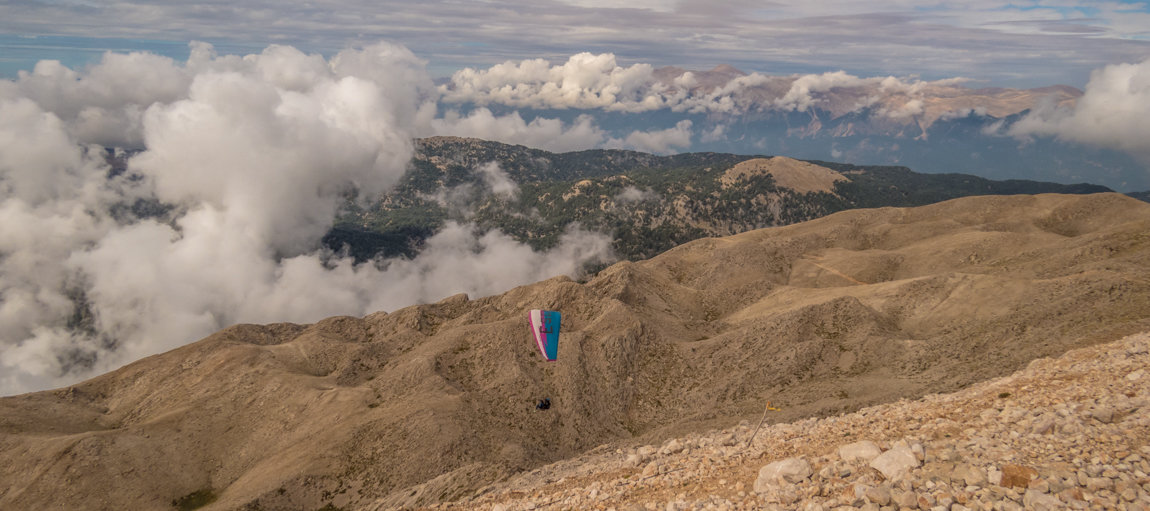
[3, 192, 1149, 510]
[331, 136, 1114, 262]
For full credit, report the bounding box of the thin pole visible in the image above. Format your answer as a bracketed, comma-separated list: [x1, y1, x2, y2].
[745, 401, 777, 448]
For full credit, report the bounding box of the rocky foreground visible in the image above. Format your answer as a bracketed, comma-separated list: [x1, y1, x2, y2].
[412, 331, 1150, 511]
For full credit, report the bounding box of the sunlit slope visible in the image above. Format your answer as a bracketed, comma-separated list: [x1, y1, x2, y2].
[2, 193, 1149, 510]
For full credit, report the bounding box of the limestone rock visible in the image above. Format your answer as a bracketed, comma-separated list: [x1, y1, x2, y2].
[869, 445, 919, 480]
[838, 440, 882, 463]
[754, 457, 812, 492]
[864, 485, 891, 506]
[1022, 489, 1061, 511]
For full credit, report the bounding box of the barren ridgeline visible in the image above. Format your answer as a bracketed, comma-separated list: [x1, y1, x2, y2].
[2, 193, 1150, 510]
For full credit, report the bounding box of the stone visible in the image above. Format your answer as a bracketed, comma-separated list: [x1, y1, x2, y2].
[922, 462, 956, 481]
[1086, 477, 1113, 491]
[642, 461, 659, 477]
[987, 467, 1003, 486]
[917, 493, 935, 508]
[1058, 487, 1085, 503]
[870, 445, 920, 481]
[1028, 478, 1049, 493]
[953, 463, 987, 486]
[999, 464, 1037, 489]
[838, 440, 883, 462]
[1121, 487, 1138, 501]
[817, 464, 837, 480]
[1092, 407, 1115, 424]
[754, 457, 812, 492]
[1023, 490, 1061, 511]
[1031, 417, 1056, 435]
[864, 485, 891, 506]
[661, 439, 683, 455]
[892, 489, 917, 508]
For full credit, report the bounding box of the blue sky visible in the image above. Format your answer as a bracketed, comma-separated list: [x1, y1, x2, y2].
[3, 1, 1150, 87]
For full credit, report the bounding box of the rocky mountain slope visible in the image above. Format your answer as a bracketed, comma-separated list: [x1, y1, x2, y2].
[430, 331, 1150, 511]
[2, 193, 1149, 510]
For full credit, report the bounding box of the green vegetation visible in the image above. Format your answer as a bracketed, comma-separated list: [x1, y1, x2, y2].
[323, 137, 1114, 264]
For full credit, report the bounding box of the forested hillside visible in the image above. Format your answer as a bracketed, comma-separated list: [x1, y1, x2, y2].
[327, 137, 1112, 262]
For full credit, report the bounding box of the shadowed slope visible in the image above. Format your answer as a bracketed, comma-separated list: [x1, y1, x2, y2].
[2, 193, 1149, 510]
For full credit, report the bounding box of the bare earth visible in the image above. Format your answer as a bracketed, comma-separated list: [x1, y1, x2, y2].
[2, 193, 1149, 510]
[719, 157, 848, 195]
[433, 332, 1150, 510]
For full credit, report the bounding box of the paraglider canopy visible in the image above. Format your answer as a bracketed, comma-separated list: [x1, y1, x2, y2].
[529, 309, 561, 361]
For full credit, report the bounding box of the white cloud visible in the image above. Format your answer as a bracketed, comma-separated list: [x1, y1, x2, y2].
[1009, 57, 1150, 163]
[612, 119, 693, 154]
[420, 161, 521, 215]
[613, 186, 658, 204]
[882, 98, 924, 120]
[477, 161, 519, 200]
[441, 52, 667, 112]
[10, 53, 190, 148]
[0, 42, 615, 396]
[701, 124, 727, 143]
[430, 108, 608, 152]
[774, 71, 877, 112]
[442, 55, 990, 122]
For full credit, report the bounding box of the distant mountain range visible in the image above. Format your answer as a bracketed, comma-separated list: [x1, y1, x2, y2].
[326, 136, 1115, 263]
[438, 63, 1150, 192]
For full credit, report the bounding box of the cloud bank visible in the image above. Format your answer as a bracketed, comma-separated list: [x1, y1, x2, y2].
[1009, 58, 1150, 164]
[430, 108, 609, 153]
[0, 43, 614, 396]
[439, 53, 990, 122]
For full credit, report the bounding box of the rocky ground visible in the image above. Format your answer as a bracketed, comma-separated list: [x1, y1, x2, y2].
[412, 331, 1150, 511]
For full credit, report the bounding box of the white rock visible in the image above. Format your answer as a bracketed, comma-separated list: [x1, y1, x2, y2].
[1023, 489, 1062, 510]
[754, 457, 812, 492]
[661, 439, 683, 455]
[642, 461, 659, 477]
[870, 445, 920, 481]
[838, 440, 883, 462]
[1128, 369, 1146, 381]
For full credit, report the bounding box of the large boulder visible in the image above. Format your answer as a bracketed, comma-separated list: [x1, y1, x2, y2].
[754, 457, 812, 492]
[838, 440, 883, 462]
[869, 445, 919, 480]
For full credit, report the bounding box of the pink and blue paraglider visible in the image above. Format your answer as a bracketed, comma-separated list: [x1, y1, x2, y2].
[529, 309, 561, 361]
